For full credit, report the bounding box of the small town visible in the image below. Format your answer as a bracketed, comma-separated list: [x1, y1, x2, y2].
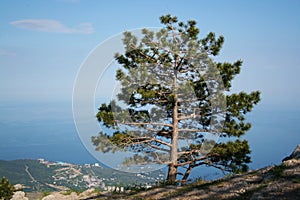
[36, 158, 164, 192]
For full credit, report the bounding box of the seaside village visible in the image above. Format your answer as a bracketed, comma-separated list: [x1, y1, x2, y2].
[37, 158, 163, 192]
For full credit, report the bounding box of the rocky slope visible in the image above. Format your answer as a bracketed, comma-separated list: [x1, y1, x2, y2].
[126, 144, 300, 200]
[125, 145, 300, 200]
[12, 144, 300, 199]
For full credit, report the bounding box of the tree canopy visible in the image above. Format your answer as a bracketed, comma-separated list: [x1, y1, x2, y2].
[92, 14, 261, 184]
[0, 177, 15, 200]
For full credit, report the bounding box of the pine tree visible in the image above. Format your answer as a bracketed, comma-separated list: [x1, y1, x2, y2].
[92, 14, 261, 184]
[0, 177, 15, 200]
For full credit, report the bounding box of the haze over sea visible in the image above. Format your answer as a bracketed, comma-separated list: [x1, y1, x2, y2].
[0, 101, 97, 164]
[0, 100, 299, 179]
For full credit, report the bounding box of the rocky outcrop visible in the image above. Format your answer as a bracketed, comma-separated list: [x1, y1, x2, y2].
[11, 191, 28, 200]
[78, 188, 97, 199]
[40, 189, 101, 200]
[41, 192, 79, 200]
[283, 144, 300, 161]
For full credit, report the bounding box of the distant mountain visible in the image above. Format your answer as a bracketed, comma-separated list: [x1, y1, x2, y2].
[0, 159, 165, 192]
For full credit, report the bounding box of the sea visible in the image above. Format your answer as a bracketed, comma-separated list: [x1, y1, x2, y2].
[0, 101, 299, 179]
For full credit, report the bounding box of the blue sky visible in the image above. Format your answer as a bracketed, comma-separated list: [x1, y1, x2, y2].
[1, 0, 300, 107]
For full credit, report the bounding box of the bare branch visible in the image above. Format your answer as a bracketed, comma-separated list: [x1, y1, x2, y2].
[178, 128, 220, 133]
[176, 155, 207, 167]
[153, 138, 172, 147]
[128, 135, 172, 148]
[149, 144, 170, 153]
[178, 149, 201, 155]
[116, 121, 173, 128]
[178, 115, 202, 120]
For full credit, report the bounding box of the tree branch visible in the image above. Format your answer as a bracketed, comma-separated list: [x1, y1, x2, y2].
[153, 138, 172, 147]
[116, 121, 173, 128]
[148, 144, 170, 153]
[178, 128, 221, 133]
[178, 149, 202, 155]
[176, 155, 207, 167]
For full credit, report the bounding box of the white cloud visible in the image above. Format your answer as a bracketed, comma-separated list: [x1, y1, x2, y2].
[0, 48, 16, 56]
[10, 19, 94, 34]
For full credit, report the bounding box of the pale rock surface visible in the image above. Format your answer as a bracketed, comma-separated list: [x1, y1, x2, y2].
[41, 192, 78, 200]
[11, 191, 28, 200]
[79, 188, 96, 199]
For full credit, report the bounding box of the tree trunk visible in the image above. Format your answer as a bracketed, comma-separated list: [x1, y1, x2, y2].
[167, 163, 177, 183]
[167, 70, 179, 183]
[181, 164, 194, 185]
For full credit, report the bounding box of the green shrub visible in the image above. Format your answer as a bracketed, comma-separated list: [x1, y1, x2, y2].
[270, 164, 286, 178]
[61, 189, 75, 195]
[42, 191, 51, 197]
[0, 177, 15, 200]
